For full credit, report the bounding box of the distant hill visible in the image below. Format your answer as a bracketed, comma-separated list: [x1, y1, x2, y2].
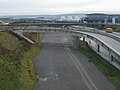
[0, 13, 86, 19]
[55, 13, 85, 17]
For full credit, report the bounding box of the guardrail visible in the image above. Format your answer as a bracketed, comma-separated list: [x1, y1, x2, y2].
[68, 30, 120, 69]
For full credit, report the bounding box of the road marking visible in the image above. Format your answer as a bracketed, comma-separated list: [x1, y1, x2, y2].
[65, 48, 93, 90]
[64, 46, 98, 90]
[62, 37, 98, 90]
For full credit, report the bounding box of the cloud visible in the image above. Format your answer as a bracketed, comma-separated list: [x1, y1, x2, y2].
[0, 0, 120, 15]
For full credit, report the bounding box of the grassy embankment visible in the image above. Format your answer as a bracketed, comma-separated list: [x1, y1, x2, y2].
[112, 25, 120, 32]
[73, 36, 120, 90]
[0, 31, 43, 90]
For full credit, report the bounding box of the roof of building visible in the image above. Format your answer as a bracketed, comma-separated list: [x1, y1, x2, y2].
[86, 13, 107, 16]
[86, 13, 120, 16]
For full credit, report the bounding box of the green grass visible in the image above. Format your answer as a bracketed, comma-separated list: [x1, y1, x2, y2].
[0, 32, 20, 50]
[0, 32, 43, 90]
[17, 45, 39, 90]
[77, 40, 120, 90]
[0, 45, 39, 90]
[112, 25, 120, 32]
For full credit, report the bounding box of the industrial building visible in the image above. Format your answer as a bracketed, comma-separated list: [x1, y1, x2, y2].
[59, 16, 81, 22]
[84, 13, 120, 24]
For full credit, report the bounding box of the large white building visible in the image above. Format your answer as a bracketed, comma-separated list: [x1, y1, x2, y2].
[59, 16, 81, 22]
[73, 16, 80, 22]
[59, 16, 66, 21]
[66, 16, 73, 21]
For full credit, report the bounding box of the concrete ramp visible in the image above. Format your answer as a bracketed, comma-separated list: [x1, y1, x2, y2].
[12, 31, 35, 44]
[21, 35, 35, 44]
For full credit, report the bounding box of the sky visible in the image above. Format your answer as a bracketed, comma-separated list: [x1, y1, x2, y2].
[0, 0, 120, 15]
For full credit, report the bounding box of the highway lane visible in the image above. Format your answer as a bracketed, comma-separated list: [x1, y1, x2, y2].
[33, 32, 115, 90]
[113, 32, 120, 36]
[100, 31, 120, 42]
[71, 26, 120, 43]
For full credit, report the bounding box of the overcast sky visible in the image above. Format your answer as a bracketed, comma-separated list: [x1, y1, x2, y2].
[0, 0, 120, 15]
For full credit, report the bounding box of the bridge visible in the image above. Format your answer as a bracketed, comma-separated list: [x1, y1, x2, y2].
[0, 21, 119, 27]
[1, 23, 120, 70]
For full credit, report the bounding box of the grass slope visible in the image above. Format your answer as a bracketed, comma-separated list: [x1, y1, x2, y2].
[0, 32, 43, 90]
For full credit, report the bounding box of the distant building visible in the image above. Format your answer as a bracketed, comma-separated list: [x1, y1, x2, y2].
[59, 16, 81, 22]
[107, 15, 120, 24]
[73, 16, 80, 22]
[66, 16, 73, 21]
[84, 13, 120, 24]
[84, 13, 107, 23]
[59, 16, 66, 21]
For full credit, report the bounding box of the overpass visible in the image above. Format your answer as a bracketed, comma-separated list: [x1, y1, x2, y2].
[0, 23, 120, 70]
[0, 22, 119, 27]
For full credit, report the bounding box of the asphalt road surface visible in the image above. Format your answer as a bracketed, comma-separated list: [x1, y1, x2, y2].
[33, 32, 116, 90]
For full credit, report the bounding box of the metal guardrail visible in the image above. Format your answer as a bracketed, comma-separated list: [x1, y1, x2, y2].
[68, 30, 120, 60]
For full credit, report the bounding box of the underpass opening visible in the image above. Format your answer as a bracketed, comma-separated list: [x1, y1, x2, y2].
[41, 32, 75, 49]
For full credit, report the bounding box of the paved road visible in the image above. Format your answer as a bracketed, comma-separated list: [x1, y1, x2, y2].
[33, 32, 116, 90]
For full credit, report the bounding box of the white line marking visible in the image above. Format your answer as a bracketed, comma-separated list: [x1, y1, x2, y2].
[65, 48, 98, 90]
[62, 37, 98, 90]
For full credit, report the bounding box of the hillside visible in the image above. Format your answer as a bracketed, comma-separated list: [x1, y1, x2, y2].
[0, 31, 42, 90]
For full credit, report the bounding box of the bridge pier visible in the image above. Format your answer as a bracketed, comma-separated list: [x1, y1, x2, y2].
[108, 48, 114, 61]
[97, 44, 100, 52]
[83, 37, 85, 44]
[75, 36, 79, 49]
[111, 55, 113, 61]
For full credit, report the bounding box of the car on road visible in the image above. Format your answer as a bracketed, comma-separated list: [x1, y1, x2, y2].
[106, 28, 113, 33]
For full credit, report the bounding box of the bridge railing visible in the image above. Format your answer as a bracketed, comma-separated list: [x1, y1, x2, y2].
[68, 30, 120, 68]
